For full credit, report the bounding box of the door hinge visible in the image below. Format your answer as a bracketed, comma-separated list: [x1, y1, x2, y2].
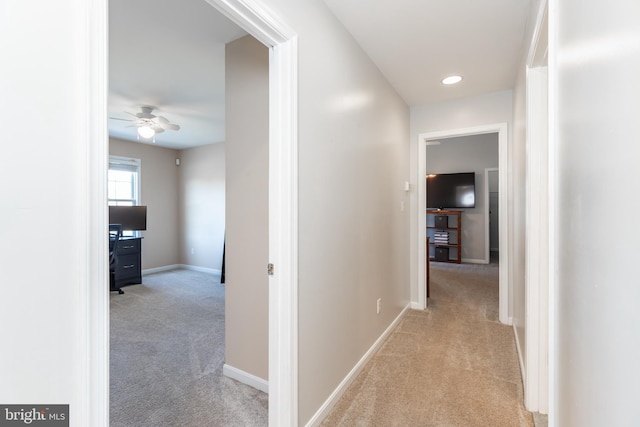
[267, 263, 274, 276]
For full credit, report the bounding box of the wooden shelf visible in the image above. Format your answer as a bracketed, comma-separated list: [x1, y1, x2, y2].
[426, 209, 462, 263]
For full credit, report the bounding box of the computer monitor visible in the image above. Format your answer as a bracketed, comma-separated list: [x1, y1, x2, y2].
[108, 206, 147, 231]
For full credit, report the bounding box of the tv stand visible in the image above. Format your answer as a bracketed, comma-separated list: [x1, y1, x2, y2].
[426, 209, 462, 264]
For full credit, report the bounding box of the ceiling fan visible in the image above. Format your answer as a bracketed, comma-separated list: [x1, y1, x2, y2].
[110, 106, 180, 140]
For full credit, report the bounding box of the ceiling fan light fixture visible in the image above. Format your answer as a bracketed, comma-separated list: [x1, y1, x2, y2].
[137, 126, 155, 139]
[442, 75, 463, 85]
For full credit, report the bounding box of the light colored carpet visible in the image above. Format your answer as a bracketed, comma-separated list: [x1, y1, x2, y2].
[322, 261, 533, 426]
[110, 269, 268, 427]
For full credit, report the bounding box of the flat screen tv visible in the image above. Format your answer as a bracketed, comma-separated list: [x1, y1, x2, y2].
[426, 172, 475, 209]
[109, 205, 147, 231]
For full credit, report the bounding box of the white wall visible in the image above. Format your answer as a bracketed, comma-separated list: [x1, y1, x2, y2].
[110, 138, 181, 270]
[225, 35, 269, 381]
[410, 91, 513, 303]
[553, 1, 640, 425]
[425, 133, 498, 261]
[178, 143, 225, 272]
[0, 0, 97, 423]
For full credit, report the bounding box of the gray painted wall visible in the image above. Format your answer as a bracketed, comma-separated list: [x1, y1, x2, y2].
[224, 35, 269, 381]
[268, 2, 412, 423]
[178, 143, 226, 271]
[110, 138, 181, 270]
[110, 140, 225, 273]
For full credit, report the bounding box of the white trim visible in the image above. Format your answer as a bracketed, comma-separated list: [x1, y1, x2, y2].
[142, 265, 181, 275]
[417, 123, 509, 325]
[140, 264, 222, 276]
[87, 0, 109, 425]
[223, 363, 269, 393]
[524, 0, 549, 416]
[178, 265, 222, 275]
[513, 324, 526, 386]
[410, 301, 423, 310]
[462, 258, 489, 265]
[108, 155, 142, 208]
[548, 0, 558, 423]
[89, 1, 299, 426]
[524, 66, 548, 413]
[305, 304, 411, 427]
[206, 0, 295, 46]
[267, 35, 299, 427]
[204, 1, 300, 425]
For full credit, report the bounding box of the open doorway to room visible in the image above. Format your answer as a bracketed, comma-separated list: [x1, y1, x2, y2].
[417, 124, 509, 324]
[107, 2, 270, 424]
[92, 0, 299, 425]
[487, 168, 500, 264]
[425, 134, 498, 265]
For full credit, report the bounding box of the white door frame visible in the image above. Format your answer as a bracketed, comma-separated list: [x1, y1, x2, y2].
[524, 0, 549, 415]
[417, 124, 509, 325]
[86, 1, 299, 426]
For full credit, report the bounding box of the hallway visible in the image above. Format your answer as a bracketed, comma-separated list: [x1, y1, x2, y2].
[322, 262, 532, 426]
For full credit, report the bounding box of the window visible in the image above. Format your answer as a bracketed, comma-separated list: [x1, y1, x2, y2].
[108, 156, 141, 236]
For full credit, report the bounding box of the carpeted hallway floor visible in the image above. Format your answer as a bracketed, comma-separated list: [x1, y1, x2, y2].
[321, 261, 534, 426]
[110, 269, 268, 427]
[111, 263, 533, 426]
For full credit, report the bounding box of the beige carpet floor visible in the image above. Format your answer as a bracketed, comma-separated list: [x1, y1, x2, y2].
[322, 261, 533, 426]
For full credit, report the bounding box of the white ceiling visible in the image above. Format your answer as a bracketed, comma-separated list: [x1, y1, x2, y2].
[322, 0, 532, 106]
[108, 0, 246, 149]
[109, 0, 531, 149]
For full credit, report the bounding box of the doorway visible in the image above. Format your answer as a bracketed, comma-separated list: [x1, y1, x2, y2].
[487, 168, 499, 263]
[88, 1, 299, 425]
[417, 124, 509, 324]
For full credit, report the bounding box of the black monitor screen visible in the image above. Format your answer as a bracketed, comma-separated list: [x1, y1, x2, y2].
[109, 206, 147, 231]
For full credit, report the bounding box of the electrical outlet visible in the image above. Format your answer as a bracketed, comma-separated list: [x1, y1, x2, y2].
[377, 298, 381, 314]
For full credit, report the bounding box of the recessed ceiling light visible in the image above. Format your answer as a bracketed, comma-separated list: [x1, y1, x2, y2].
[442, 75, 463, 85]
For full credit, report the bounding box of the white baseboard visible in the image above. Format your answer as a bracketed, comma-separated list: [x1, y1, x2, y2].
[141, 264, 221, 276]
[305, 303, 412, 427]
[223, 364, 269, 393]
[410, 301, 424, 310]
[178, 264, 221, 275]
[142, 264, 181, 275]
[462, 258, 488, 264]
[513, 323, 526, 386]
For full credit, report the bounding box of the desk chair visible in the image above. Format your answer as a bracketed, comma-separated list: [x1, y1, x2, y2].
[109, 224, 124, 294]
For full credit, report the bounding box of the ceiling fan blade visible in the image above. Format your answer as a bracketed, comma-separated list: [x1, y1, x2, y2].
[109, 117, 133, 121]
[162, 123, 180, 131]
[151, 126, 165, 134]
[154, 116, 169, 124]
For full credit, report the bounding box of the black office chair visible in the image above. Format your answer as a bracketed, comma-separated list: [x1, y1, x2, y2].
[109, 224, 124, 294]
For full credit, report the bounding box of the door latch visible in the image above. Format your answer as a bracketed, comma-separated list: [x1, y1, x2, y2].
[267, 263, 274, 276]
